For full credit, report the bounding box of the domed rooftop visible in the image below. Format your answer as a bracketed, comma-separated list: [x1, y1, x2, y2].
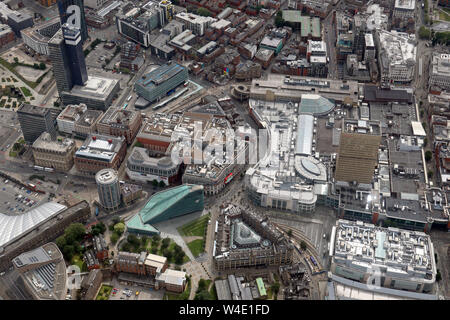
[299, 94, 335, 115]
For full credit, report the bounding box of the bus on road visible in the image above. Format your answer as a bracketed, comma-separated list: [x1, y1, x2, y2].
[127, 95, 132, 102]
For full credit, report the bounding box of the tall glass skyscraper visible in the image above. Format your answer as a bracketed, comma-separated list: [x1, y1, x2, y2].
[48, 29, 73, 94]
[57, 0, 88, 44]
[62, 24, 87, 86]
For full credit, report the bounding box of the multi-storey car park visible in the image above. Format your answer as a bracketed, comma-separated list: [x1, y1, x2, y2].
[329, 219, 437, 294]
[214, 204, 294, 271]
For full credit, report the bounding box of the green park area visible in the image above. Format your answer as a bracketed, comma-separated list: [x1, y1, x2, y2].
[194, 279, 217, 300]
[439, 8, 450, 22]
[119, 233, 190, 265]
[0, 58, 48, 93]
[178, 214, 210, 257]
[70, 254, 87, 272]
[96, 285, 113, 300]
[187, 239, 204, 257]
[178, 214, 209, 237]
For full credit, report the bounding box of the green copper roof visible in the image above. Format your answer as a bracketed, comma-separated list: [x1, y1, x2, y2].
[299, 94, 335, 115]
[126, 184, 204, 235]
[126, 214, 159, 235]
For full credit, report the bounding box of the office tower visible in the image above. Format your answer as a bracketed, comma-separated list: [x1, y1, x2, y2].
[96, 168, 121, 210]
[62, 24, 88, 86]
[57, 0, 88, 44]
[17, 104, 57, 143]
[48, 24, 88, 97]
[48, 29, 73, 95]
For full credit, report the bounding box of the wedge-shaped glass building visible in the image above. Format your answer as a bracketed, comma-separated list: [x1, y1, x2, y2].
[127, 184, 204, 235]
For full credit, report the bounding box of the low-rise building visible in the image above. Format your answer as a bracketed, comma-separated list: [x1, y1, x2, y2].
[175, 11, 216, 36]
[260, 36, 283, 54]
[74, 134, 127, 175]
[120, 182, 143, 206]
[0, 23, 15, 46]
[32, 132, 76, 172]
[114, 251, 185, 292]
[429, 53, 450, 91]
[144, 253, 168, 276]
[57, 103, 88, 135]
[73, 109, 104, 138]
[255, 48, 274, 69]
[126, 147, 180, 185]
[84, 249, 100, 270]
[115, 251, 147, 275]
[135, 62, 188, 104]
[81, 269, 103, 300]
[375, 30, 416, 87]
[214, 204, 294, 270]
[330, 219, 436, 293]
[120, 41, 144, 72]
[235, 61, 262, 81]
[155, 268, 186, 293]
[61, 76, 120, 111]
[93, 234, 108, 261]
[96, 108, 142, 144]
[393, 0, 415, 19]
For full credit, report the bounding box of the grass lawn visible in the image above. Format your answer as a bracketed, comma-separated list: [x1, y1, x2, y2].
[187, 239, 204, 257]
[155, 239, 190, 264]
[209, 282, 218, 300]
[177, 214, 210, 237]
[9, 150, 17, 157]
[20, 87, 32, 97]
[71, 255, 87, 272]
[96, 284, 113, 300]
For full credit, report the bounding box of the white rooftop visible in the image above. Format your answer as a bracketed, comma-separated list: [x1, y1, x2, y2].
[70, 76, 118, 98]
[378, 30, 416, 66]
[0, 202, 67, 248]
[394, 0, 415, 11]
[331, 220, 436, 284]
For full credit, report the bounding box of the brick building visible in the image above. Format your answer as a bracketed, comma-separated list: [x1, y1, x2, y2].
[74, 134, 127, 175]
[96, 108, 142, 145]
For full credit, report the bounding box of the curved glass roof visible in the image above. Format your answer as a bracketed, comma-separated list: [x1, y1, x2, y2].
[299, 94, 335, 115]
[126, 184, 204, 235]
[0, 202, 67, 248]
[301, 158, 321, 176]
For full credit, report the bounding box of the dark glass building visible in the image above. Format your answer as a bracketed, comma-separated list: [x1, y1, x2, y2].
[62, 24, 87, 86]
[57, 0, 88, 44]
[48, 29, 74, 94]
